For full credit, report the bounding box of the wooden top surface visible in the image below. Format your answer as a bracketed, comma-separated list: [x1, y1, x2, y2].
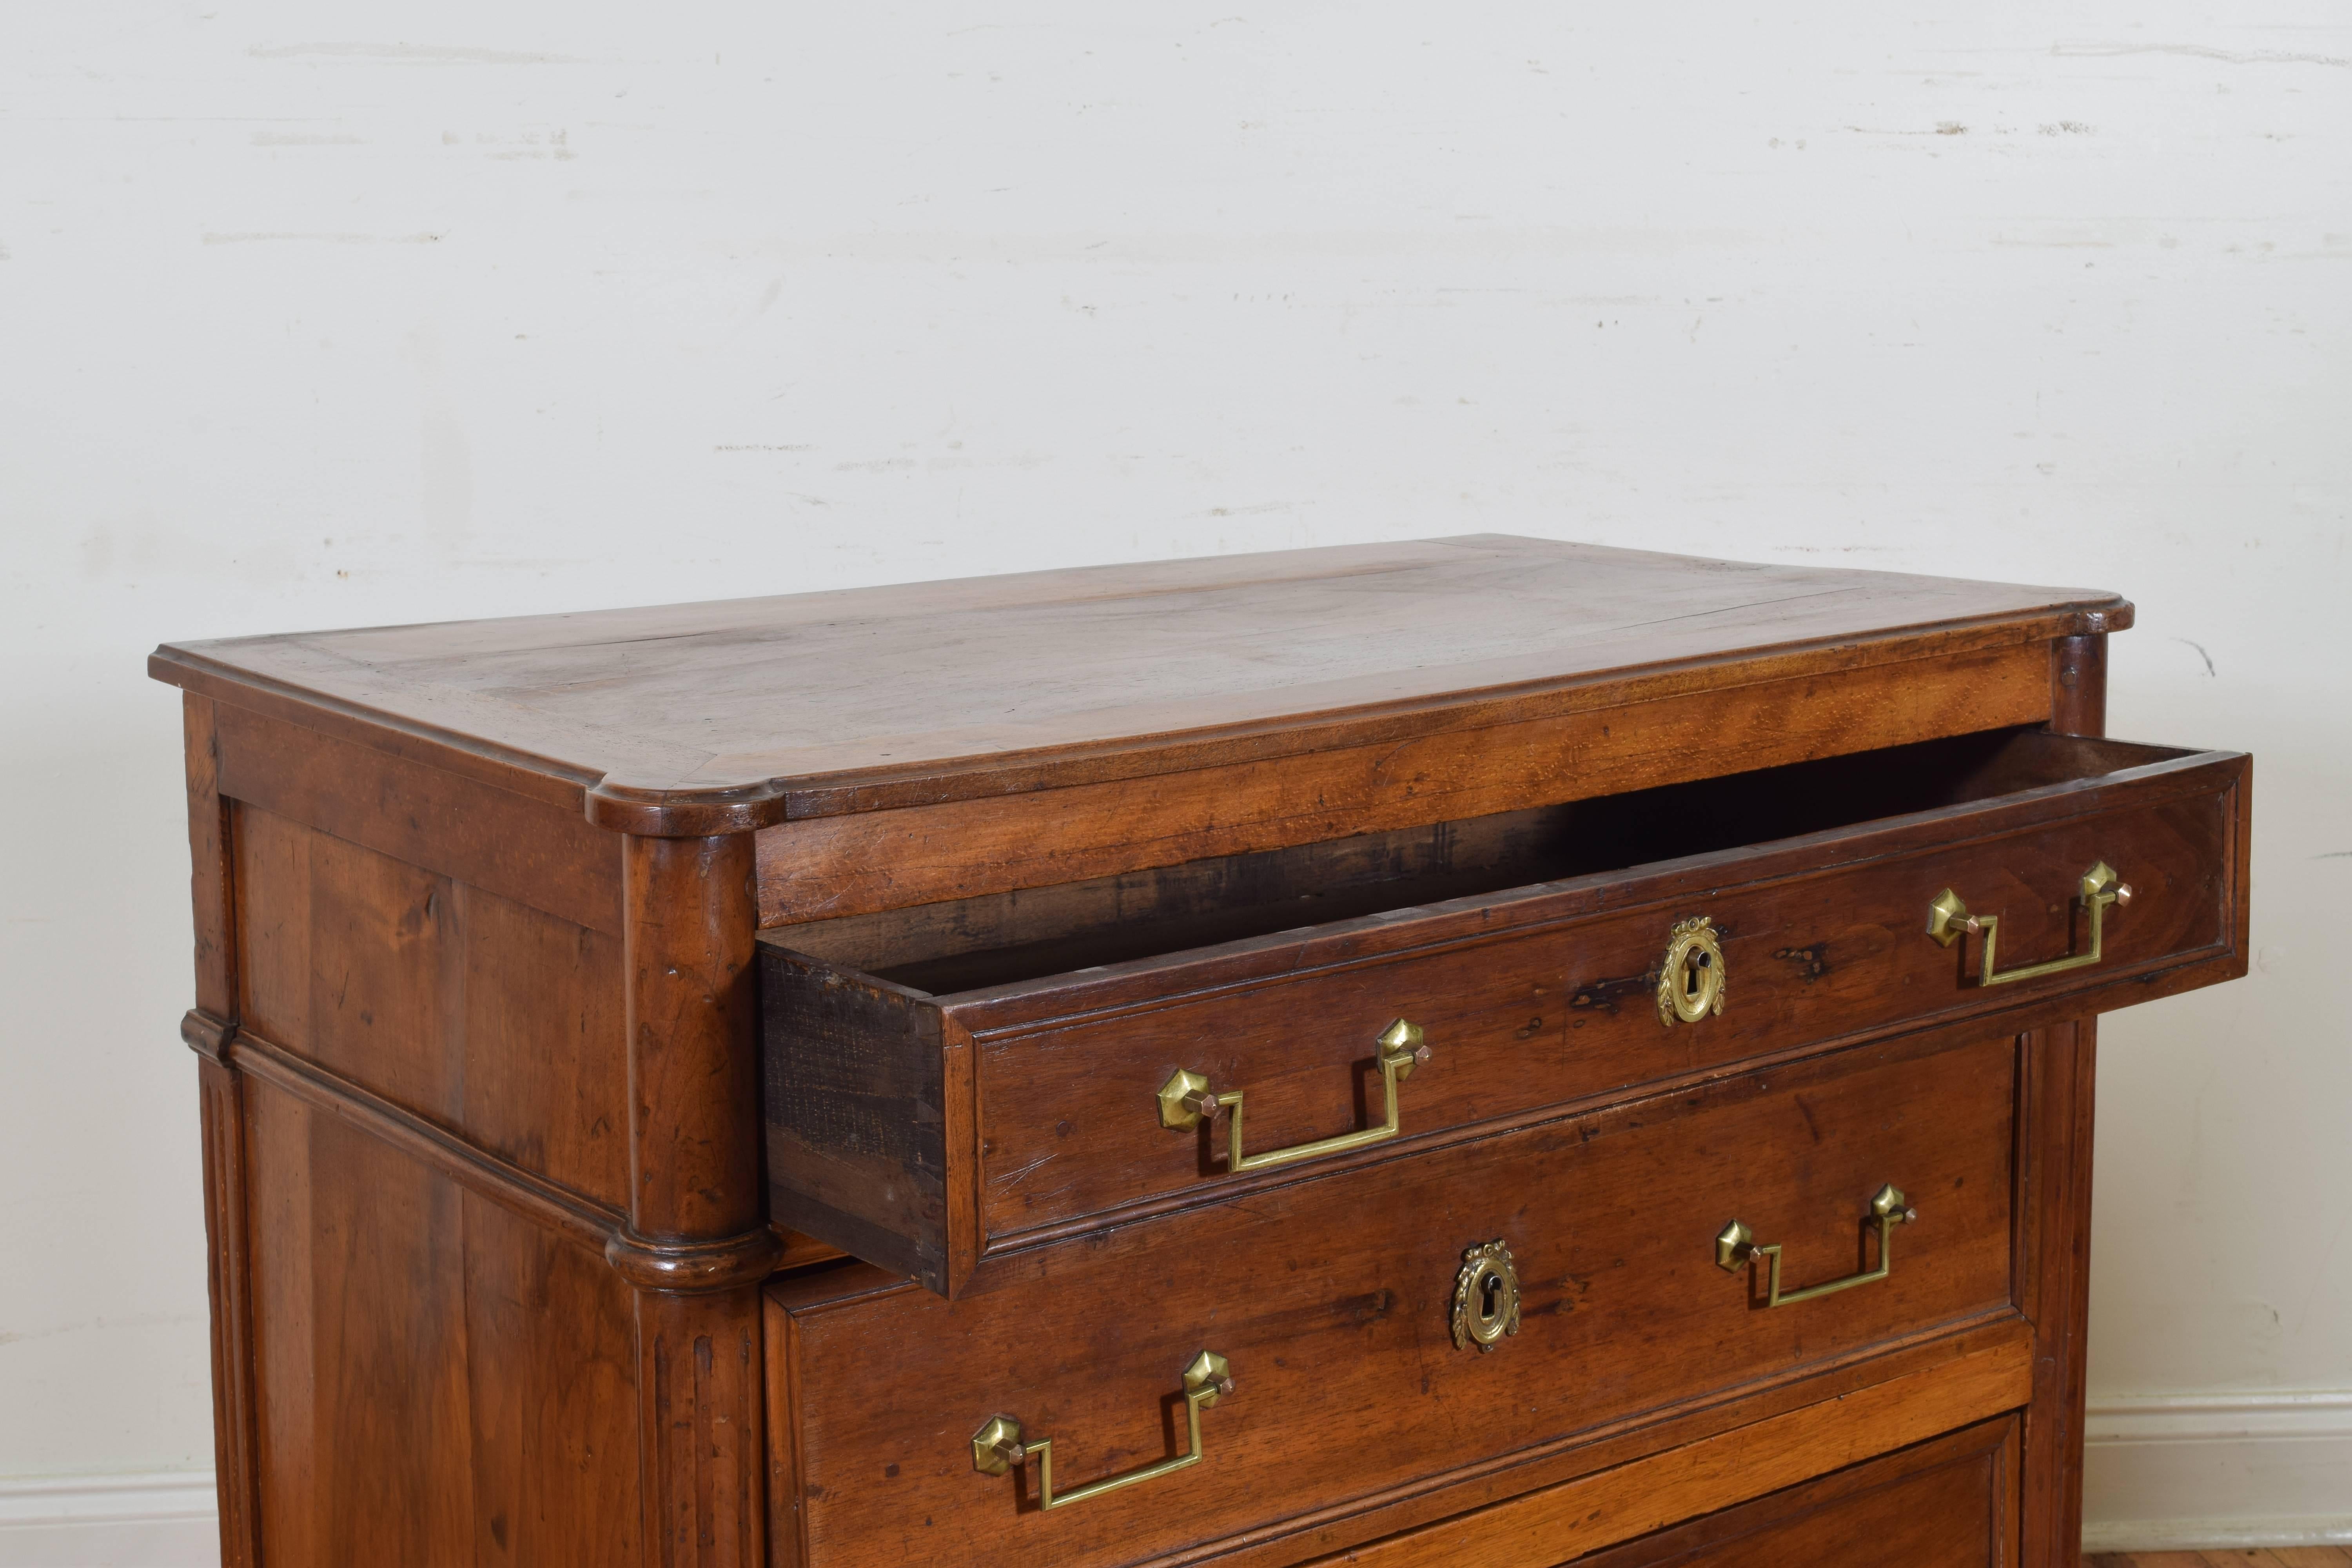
[151, 535, 2129, 831]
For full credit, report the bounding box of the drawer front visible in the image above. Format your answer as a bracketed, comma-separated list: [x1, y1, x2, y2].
[766, 1029, 2017, 1568]
[971, 760, 2235, 1250]
[1559, 1416, 2018, 1568]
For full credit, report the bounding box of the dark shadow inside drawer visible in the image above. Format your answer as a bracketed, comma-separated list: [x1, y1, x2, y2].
[774, 727, 2181, 994]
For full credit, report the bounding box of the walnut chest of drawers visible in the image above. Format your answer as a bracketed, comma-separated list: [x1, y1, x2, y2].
[152, 535, 2250, 1568]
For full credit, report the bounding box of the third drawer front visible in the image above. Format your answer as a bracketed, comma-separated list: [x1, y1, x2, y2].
[765, 1027, 2018, 1568]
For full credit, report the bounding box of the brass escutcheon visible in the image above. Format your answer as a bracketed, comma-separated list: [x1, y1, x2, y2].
[1656, 916, 1727, 1027]
[1451, 1239, 1523, 1353]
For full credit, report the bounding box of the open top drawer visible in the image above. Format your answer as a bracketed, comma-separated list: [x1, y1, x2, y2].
[758, 726, 2249, 1294]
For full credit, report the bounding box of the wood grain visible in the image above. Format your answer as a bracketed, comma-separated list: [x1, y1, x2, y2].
[203, 720, 792, 1562]
[152, 544, 2253, 1568]
[763, 1029, 2020, 1566]
[1563, 1417, 2017, 1566]
[753, 641, 2054, 922]
[461, 1194, 642, 1567]
[152, 535, 2131, 833]
[634, 1290, 762, 1568]
[2051, 635, 2109, 740]
[2089, 1553, 2352, 1567]
[240, 1073, 643, 1566]
[184, 695, 238, 1020]
[958, 774, 2225, 1251]
[227, 1027, 620, 1259]
[759, 951, 950, 1290]
[2024, 633, 2106, 1568]
[196, 1057, 261, 1568]
[1307, 1350, 2029, 1566]
[245, 1076, 479, 1563]
[234, 803, 633, 1210]
[1175, 1318, 2039, 1568]
[182, 694, 263, 1568]
[774, 728, 2187, 986]
[620, 833, 772, 1568]
[215, 698, 622, 935]
[2021, 1020, 2100, 1568]
[759, 733, 2246, 1292]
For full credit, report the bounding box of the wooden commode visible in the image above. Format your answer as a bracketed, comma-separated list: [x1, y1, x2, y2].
[152, 536, 2251, 1566]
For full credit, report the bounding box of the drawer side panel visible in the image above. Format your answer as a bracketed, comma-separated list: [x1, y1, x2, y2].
[760, 947, 952, 1291]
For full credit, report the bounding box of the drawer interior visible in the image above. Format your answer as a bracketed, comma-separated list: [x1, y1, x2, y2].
[775, 727, 2189, 995]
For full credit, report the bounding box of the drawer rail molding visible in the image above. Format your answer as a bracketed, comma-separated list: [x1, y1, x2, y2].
[1927, 860, 2134, 986]
[971, 1351, 1236, 1510]
[1717, 1182, 1918, 1308]
[1158, 1019, 1430, 1174]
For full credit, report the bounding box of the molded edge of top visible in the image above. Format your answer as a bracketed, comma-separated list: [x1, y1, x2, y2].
[148, 539, 2135, 840]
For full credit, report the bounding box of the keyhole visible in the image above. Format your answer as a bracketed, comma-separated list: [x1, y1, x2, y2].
[1480, 1270, 1505, 1324]
[1683, 947, 1711, 1000]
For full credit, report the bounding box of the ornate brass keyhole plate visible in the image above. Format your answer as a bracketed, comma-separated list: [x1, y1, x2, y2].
[1451, 1240, 1522, 1353]
[1656, 916, 1727, 1027]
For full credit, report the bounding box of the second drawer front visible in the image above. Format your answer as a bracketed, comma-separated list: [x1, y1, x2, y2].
[768, 1028, 2018, 1568]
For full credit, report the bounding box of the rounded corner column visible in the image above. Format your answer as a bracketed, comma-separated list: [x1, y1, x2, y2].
[619, 827, 781, 1568]
[2050, 634, 2108, 739]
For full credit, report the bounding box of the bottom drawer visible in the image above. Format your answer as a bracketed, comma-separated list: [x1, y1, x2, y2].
[1565, 1415, 2018, 1568]
[762, 1027, 2019, 1567]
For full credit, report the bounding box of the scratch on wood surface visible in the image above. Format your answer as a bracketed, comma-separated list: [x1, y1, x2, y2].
[991, 1152, 1058, 1189]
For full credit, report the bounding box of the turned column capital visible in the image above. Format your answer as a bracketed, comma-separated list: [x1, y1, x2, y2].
[604, 1226, 786, 1296]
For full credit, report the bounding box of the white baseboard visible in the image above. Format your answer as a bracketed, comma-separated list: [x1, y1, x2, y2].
[5, 1402, 2346, 1565]
[0, 1473, 218, 1568]
[2083, 1389, 2352, 1552]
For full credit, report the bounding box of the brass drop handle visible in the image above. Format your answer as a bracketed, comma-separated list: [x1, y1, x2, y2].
[970, 1351, 1235, 1510]
[1926, 860, 2133, 986]
[1717, 1183, 1916, 1307]
[1157, 1020, 1430, 1174]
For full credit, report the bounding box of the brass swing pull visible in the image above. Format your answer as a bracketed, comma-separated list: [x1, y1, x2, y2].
[970, 1351, 1235, 1510]
[1156, 1020, 1429, 1174]
[1926, 860, 2132, 986]
[1717, 1183, 1916, 1307]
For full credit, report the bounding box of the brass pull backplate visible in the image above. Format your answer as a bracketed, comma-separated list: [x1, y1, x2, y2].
[1159, 1019, 1430, 1174]
[1927, 861, 2132, 986]
[971, 1350, 1234, 1511]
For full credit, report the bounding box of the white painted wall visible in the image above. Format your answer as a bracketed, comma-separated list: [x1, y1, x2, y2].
[3, 2, 2346, 1556]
